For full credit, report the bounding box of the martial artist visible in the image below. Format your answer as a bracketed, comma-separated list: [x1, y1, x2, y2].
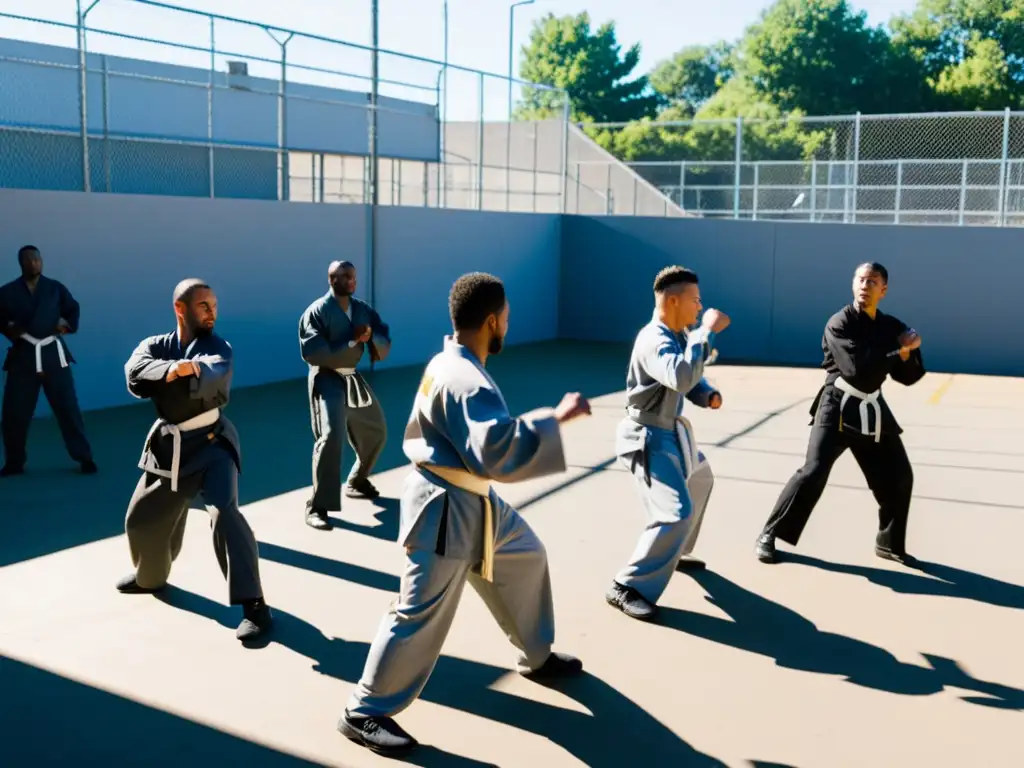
[298, 260, 391, 531]
[0, 245, 96, 476]
[116, 278, 272, 642]
[339, 272, 591, 756]
[755, 262, 924, 565]
[606, 266, 731, 622]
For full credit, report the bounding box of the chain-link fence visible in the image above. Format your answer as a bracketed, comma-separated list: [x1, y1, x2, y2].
[0, 0, 571, 213]
[581, 111, 1024, 226]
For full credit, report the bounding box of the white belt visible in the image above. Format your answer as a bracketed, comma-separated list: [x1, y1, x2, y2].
[139, 408, 220, 492]
[419, 463, 495, 583]
[21, 333, 67, 374]
[834, 377, 882, 443]
[675, 416, 702, 478]
[334, 367, 373, 408]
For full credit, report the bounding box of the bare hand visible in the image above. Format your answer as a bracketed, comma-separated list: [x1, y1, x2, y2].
[166, 360, 200, 382]
[353, 324, 372, 343]
[702, 309, 731, 334]
[897, 329, 922, 351]
[708, 392, 723, 410]
[554, 392, 591, 424]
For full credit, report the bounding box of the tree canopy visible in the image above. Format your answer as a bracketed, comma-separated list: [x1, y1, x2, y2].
[514, 0, 1024, 162]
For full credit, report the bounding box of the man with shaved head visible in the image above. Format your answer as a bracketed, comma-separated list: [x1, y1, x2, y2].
[116, 278, 272, 642]
[298, 260, 391, 530]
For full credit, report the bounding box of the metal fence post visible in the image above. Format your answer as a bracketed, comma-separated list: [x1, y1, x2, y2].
[208, 17, 215, 198]
[810, 161, 817, 222]
[851, 112, 861, 223]
[958, 160, 967, 225]
[477, 73, 485, 210]
[531, 122, 538, 212]
[679, 162, 685, 209]
[559, 95, 569, 214]
[76, 0, 91, 192]
[733, 116, 742, 219]
[999, 107, 1010, 227]
[101, 54, 110, 192]
[894, 159, 902, 224]
[265, 29, 295, 202]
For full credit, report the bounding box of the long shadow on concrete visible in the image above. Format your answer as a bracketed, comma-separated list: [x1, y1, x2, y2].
[0, 654, 326, 767]
[154, 587, 727, 767]
[0, 340, 629, 569]
[659, 571, 1024, 711]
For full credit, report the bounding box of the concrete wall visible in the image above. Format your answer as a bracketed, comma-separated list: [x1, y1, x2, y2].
[560, 216, 1024, 377]
[0, 190, 560, 414]
[0, 37, 439, 198]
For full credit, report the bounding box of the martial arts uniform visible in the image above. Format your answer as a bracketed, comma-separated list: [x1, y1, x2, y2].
[298, 292, 390, 528]
[0, 275, 95, 474]
[756, 304, 925, 563]
[340, 336, 581, 754]
[607, 315, 719, 621]
[117, 331, 271, 641]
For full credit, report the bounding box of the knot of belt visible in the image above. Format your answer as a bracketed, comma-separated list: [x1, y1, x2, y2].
[21, 333, 67, 374]
[420, 463, 495, 582]
[335, 368, 373, 408]
[834, 377, 882, 443]
[139, 408, 221, 491]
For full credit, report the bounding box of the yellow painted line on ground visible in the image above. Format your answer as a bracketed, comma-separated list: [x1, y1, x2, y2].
[927, 374, 956, 405]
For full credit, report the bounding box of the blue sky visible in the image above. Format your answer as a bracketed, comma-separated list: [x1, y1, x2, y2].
[0, 0, 920, 120]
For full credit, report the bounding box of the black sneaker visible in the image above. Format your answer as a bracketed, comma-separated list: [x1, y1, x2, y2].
[0, 464, 25, 477]
[520, 652, 584, 680]
[115, 574, 163, 594]
[605, 582, 657, 621]
[80, 460, 98, 474]
[875, 547, 917, 566]
[236, 599, 273, 642]
[755, 534, 778, 563]
[345, 476, 380, 499]
[305, 503, 332, 531]
[338, 711, 417, 756]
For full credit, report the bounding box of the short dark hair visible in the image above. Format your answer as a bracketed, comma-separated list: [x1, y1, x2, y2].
[449, 272, 506, 331]
[653, 265, 698, 294]
[173, 278, 211, 305]
[17, 245, 39, 263]
[330, 260, 355, 272]
[857, 262, 888, 284]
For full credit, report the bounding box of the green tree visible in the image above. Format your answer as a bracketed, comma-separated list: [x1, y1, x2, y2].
[648, 42, 735, 117]
[890, 0, 1024, 108]
[739, 0, 926, 116]
[516, 12, 659, 123]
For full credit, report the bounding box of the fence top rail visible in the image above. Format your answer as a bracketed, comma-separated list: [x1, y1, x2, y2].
[575, 158, 1012, 167]
[577, 109, 1024, 130]
[62, 0, 568, 94]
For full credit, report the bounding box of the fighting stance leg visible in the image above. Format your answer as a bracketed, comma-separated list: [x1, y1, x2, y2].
[119, 471, 198, 592]
[468, 497, 579, 677]
[344, 389, 386, 499]
[608, 428, 700, 620]
[41, 365, 95, 471]
[307, 372, 346, 529]
[756, 426, 848, 563]
[678, 453, 714, 568]
[850, 434, 915, 562]
[1, 370, 41, 474]
[342, 547, 471, 754]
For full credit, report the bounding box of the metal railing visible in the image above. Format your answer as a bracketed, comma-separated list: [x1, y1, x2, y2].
[579, 111, 1024, 226]
[0, 0, 571, 213]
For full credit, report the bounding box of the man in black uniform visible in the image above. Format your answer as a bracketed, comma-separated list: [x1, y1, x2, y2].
[116, 278, 273, 642]
[755, 262, 925, 565]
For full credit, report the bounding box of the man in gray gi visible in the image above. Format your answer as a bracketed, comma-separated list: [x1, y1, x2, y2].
[298, 260, 391, 531]
[0, 245, 96, 476]
[116, 278, 272, 642]
[606, 266, 731, 622]
[339, 272, 591, 757]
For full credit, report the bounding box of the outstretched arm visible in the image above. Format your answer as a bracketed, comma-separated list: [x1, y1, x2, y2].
[445, 385, 566, 483]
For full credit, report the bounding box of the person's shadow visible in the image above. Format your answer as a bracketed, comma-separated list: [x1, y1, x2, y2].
[780, 552, 1024, 612]
[328, 496, 400, 542]
[657, 571, 1024, 711]
[155, 587, 726, 767]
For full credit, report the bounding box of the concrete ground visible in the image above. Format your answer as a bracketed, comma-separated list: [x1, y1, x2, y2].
[1, 340, 1022, 767]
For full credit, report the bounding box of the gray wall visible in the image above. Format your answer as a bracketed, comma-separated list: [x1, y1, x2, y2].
[560, 216, 1024, 377]
[0, 190, 560, 414]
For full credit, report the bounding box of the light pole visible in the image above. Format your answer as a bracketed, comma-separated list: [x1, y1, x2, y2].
[442, 0, 448, 207]
[507, 0, 535, 210]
